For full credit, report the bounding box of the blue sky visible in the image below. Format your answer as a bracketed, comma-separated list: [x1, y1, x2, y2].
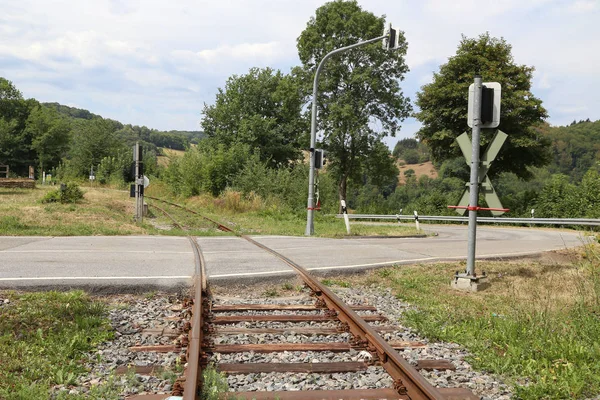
[1, 0, 598, 148]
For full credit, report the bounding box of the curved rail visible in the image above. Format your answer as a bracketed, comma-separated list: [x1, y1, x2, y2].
[147, 197, 446, 400]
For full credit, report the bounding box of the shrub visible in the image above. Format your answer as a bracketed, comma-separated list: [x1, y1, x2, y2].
[41, 183, 84, 204]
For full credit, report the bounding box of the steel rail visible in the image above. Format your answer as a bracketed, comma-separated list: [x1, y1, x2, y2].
[336, 213, 600, 226]
[148, 198, 444, 399]
[148, 202, 206, 399]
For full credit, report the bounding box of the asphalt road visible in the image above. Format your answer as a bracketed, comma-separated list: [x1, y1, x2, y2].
[0, 225, 588, 290]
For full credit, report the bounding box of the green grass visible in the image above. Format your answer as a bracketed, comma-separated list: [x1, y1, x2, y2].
[0, 290, 117, 399]
[358, 245, 600, 399]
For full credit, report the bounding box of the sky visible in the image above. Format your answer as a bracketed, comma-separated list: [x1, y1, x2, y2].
[1, 0, 599, 148]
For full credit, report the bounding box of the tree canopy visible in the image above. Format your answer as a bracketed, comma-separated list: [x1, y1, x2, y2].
[297, 0, 411, 201]
[201, 67, 306, 168]
[415, 33, 551, 180]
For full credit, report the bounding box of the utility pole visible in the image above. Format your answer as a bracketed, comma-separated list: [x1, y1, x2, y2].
[305, 25, 400, 236]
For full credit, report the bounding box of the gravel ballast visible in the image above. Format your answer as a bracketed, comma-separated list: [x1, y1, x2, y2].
[57, 284, 513, 399]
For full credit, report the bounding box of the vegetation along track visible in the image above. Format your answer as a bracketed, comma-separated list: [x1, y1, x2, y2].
[140, 197, 478, 400]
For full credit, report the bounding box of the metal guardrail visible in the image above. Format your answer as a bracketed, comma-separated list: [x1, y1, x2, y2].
[336, 214, 600, 227]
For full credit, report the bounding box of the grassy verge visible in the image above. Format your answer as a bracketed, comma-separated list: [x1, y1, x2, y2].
[0, 290, 118, 399]
[355, 245, 600, 399]
[166, 190, 421, 238]
[1, 185, 420, 237]
[0, 186, 152, 236]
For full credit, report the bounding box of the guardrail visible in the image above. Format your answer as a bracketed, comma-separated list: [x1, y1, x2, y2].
[335, 214, 600, 227]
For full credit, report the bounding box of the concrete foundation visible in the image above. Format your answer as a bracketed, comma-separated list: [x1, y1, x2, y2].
[451, 275, 488, 292]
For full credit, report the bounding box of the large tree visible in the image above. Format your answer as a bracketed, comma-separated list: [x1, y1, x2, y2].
[415, 33, 551, 180]
[0, 77, 39, 173]
[201, 67, 306, 168]
[25, 105, 71, 172]
[297, 0, 411, 202]
[69, 118, 123, 175]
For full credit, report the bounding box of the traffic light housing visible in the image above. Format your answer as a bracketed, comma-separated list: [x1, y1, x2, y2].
[383, 24, 400, 50]
[314, 149, 326, 169]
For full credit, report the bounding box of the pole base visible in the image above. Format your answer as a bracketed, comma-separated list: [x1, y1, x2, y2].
[451, 273, 488, 292]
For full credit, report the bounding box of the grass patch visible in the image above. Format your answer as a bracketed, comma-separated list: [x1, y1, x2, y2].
[360, 246, 600, 399]
[0, 290, 115, 399]
[321, 278, 352, 288]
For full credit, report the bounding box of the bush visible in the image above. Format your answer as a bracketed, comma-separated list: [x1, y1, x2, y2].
[402, 149, 420, 164]
[41, 183, 84, 204]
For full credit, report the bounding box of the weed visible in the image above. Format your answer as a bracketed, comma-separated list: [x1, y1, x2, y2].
[262, 288, 279, 298]
[321, 279, 351, 288]
[202, 364, 229, 400]
[281, 282, 293, 291]
[144, 291, 158, 300]
[377, 269, 393, 278]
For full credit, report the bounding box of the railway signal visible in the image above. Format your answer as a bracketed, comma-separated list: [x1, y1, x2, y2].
[452, 76, 508, 291]
[132, 142, 144, 222]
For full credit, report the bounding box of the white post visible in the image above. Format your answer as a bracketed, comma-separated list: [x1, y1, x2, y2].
[341, 200, 351, 235]
[42, 171, 46, 185]
[414, 210, 420, 231]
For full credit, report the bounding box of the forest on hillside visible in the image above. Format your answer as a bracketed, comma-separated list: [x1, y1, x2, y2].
[0, 79, 203, 184]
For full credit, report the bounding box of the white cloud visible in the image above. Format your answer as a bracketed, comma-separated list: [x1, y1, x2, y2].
[172, 41, 283, 65]
[567, 0, 598, 12]
[0, 0, 598, 132]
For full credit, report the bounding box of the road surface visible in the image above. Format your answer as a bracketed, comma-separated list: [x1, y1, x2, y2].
[0, 225, 589, 290]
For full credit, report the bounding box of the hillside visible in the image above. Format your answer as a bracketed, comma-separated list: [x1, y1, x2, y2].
[538, 119, 600, 181]
[397, 160, 438, 184]
[43, 102, 205, 150]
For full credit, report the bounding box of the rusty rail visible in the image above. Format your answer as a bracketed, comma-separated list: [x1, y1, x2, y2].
[148, 203, 207, 399]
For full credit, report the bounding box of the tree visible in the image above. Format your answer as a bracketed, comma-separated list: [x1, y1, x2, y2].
[0, 78, 40, 173]
[415, 33, 551, 180]
[201, 67, 306, 168]
[297, 0, 411, 203]
[69, 118, 123, 175]
[25, 105, 71, 172]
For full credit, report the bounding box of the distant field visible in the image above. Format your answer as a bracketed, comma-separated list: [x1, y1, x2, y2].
[157, 147, 186, 167]
[397, 160, 438, 184]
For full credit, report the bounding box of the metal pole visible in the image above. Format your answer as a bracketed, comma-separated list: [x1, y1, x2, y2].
[466, 75, 482, 276]
[135, 142, 140, 221]
[305, 35, 386, 236]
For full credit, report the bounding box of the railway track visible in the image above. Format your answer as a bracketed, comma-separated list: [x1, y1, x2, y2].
[129, 197, 479, 400]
